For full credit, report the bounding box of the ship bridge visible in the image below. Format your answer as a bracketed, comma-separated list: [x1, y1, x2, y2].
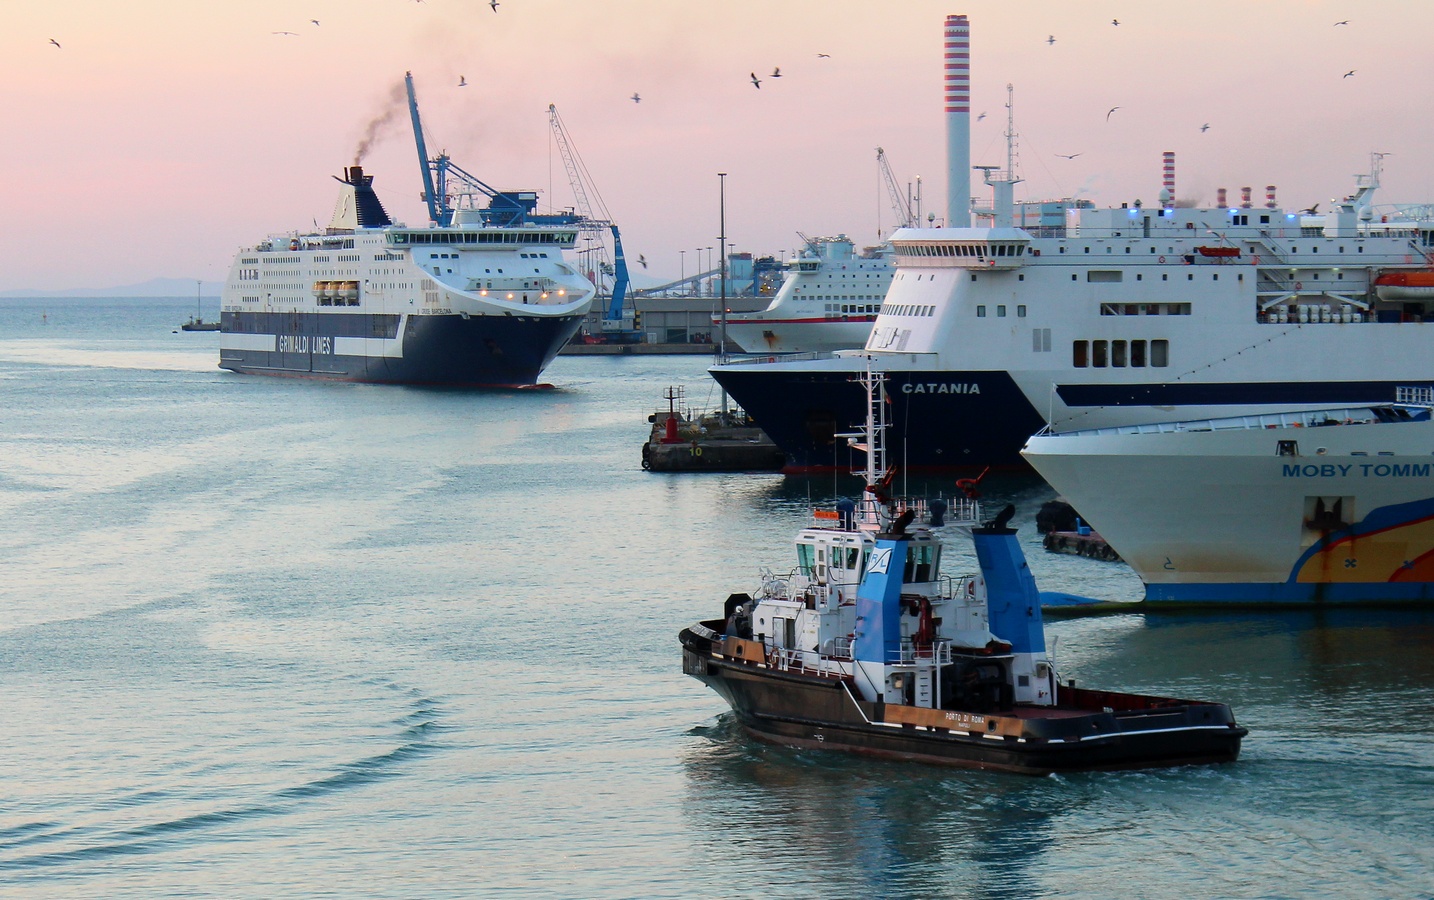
[889, 227, 1031, 270]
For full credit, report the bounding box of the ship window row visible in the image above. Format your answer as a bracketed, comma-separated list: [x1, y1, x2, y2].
[519, 252, 551, 259]
[884, 304, 935, 317]
[241, 257, 259, 264]
[238, 269, 259, 281]
[1100, 303, 1191, 315]
[901, 242, 1026, 258]
[974, 305, 1027, 317]
[376, 252, 405, 261]
[831, 304, 878, 314]
[337, 254, 362, 262]
[388, 231, 575, 245]
[430, 252, 458, 259]
[1073, 339, 1169, 368]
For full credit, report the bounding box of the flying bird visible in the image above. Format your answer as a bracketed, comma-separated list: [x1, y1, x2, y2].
[771, 67, 782, 78]
[816, 53, 830, 58]
[1343, 70, 1356, 78]
[1200, 122, 1210, 132]
[272, 31, 297, 36]
[459, 76, 467, 86]
[49, 38, 61, 48]
[1302, 203, 1321, 215]
[1046, 35, 1056, 45]
[750, 72, 761, 88]
[631, 92, 640, 103]
[1334, 20, 1349, 26]
[1056, 152, 1082, 159]
[1112, 18, 1120, 25]
[976, 111, 987, 121]
[311, 19, 320, 25]
[638, 254, 648, 269]
[1106, 106, 1120, 121]
[489, 0, 498, 11]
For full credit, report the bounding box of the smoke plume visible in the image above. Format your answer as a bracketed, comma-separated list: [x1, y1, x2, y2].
[353, 81, 409, 165]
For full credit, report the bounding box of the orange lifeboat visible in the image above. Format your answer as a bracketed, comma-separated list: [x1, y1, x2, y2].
[1374, 270, 1434, 300]
[1195, 246, 1241, 258]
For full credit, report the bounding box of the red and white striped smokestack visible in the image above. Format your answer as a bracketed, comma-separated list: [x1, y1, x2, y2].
[1266, 185, 1277, 209]
[944, 14, 971, 227]
[1240, 186, 1252, 209]
[1161, 152, 1175, 207]
[1217, 187, 1228, 208]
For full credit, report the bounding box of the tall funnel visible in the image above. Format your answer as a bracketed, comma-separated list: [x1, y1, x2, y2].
[1161, 151, 1175, 208]
[944, 14, 971, 227]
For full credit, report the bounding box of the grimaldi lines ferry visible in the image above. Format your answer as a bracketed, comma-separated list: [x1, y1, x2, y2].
[711, 154, 1434, 471]
[218, 166, 595, 386]
[722, 235, 894, 353]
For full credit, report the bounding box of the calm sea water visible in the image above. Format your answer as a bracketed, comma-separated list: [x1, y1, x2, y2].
[1, 297, 1432, 898]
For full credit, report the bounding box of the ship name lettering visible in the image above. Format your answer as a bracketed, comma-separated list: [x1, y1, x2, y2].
[277, 335, 334, 355]
[1282, 463, 1431, 478]
[901, 382, 980, 395]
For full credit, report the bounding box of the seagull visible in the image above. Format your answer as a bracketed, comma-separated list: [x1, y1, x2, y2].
[272, 31, 297, 36]
[1200, 122, 1210, 132]
[311, 19, 320, 25]
[459, 76, 467, 86]
[631, 92, 640, 103]
[1112, 18, 1120, 25]
[489, 0, 498, 11]
[1106, 106, 1120, 121]
[1302, 203, 1321, 215]
[1343, 70, 1356, 78]
[1334, 20, 1349, 26]
[1046, 35, 1056, 45]
[638, 254, 648, 269]
[49, 38, 61, 48]
[771, 67, 782, 78]
[816, 53, 830, 58]
[976, 111, 987, 121]
[750, 72, 761, 88]
[1056, 152, 1082, 159]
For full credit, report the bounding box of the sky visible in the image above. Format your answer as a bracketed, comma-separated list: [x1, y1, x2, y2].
[5, 0, 1434, 292]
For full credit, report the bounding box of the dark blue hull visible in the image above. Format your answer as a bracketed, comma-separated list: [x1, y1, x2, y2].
[709, 364, 1047, 471]
[219, 310, 584, 386]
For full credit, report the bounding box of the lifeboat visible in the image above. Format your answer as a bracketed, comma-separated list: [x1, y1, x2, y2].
[1195, 245, 1241, 258]
[1374, 270, 1434, 301]
[340, 280, 360, 302]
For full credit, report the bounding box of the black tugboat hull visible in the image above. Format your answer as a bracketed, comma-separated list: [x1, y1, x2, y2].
[682, 628, 1246, 776]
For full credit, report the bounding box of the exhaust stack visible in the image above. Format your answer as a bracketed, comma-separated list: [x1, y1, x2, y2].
[944, 14, 971, 227]
[1160, 151, 1175, 208]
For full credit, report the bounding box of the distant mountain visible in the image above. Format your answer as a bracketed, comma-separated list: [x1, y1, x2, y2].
[0, 278, 220, 299]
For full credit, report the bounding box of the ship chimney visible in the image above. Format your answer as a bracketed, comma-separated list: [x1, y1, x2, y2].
[944, 14, 971, 227]
[1240, 186, 1252, 209]
[328, 165, 392, 231]
[1266, 185, 1277, 209]
[1160, 151, 1175, 208]
[1217, 187, 1228, 208]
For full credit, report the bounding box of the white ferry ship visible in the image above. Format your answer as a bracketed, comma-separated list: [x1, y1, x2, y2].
[709, 17, 1434, 469]
[1022, 389, 1434, 605]
[721, 235, 893, 353]
[218, 167, 595, 386]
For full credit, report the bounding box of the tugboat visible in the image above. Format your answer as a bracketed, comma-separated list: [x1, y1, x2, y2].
[679, 371, 1247, 774]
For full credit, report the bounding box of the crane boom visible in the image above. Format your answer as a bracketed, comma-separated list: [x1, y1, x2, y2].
[877, 147, 915, 231]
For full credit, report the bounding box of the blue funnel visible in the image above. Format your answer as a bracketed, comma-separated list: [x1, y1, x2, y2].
[971, 506, 1045, 655]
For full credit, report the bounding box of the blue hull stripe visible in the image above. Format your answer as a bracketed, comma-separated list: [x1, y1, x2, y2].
[1057, 380, 1434, 408]
[219, 311, 582, 386]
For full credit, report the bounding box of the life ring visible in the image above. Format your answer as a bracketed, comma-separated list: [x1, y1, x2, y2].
[289, 239, 299, 251]
[1158, 255, 1166, 264]
[1295, 281, 1303, 290]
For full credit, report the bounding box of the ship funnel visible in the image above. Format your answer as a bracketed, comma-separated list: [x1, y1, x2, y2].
[1266, 185, 1277, 209]
[1218, 187, 1228, 208]
[328, 165, 393, 231]
[1240, 186, 1253, 209]
[944, 14, 971, 227]
[1160, 151, 1175, 208]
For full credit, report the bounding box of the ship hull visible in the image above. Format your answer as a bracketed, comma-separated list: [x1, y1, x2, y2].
[724, 317, 876, 354]
[682, 628, 1244, 775]
[1023, 416, 1434, 604]
[219, 310, 584, 386]
[710, 360, 1047, 470]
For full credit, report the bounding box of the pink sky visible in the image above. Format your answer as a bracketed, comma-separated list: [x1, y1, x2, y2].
[5, 0, 1433, 291]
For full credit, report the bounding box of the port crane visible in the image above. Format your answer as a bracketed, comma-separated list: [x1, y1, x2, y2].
[877, 147, 919, 234]
[547, 104, 641, 342]
[403, 71, 576, 229]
